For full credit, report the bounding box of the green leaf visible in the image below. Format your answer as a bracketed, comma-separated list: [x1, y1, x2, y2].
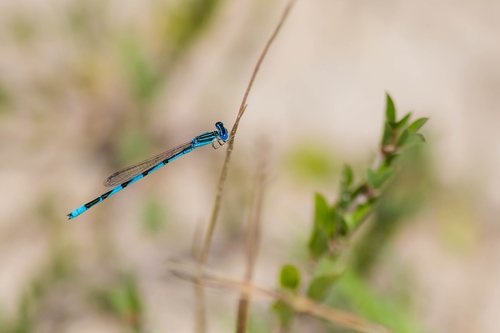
[385, 93, 396, 123]
[345, 202, 374, 230]
[272, 300, 295, 329]
[333, 271, 425, 333]
[307, 275, 338, 301]
[340, 164, 353, 190]
[407, 117, 428, 133]
[313, 193, 331, 229]
[313, 256, 341, 277]
[387, 154, 399, 166]
[396, 112, 412, 129]
[366, 168, 377, 188]
[308, 228, 329, 258]
[279, 264, 301, 291]
[302, 257, 342, 304]
[338, 190, 352, 210]
[397, 129, 409, 147]
[367, 165, 394, 189]
[415, 133, 426, 142]
[382, 122, 394, 146]
[334, 210, 349, 236]
[399, 132, 426, 150]
[353, 202, 373, 223]
[377, 167, 394, 187]
[308, 193, 333, 257]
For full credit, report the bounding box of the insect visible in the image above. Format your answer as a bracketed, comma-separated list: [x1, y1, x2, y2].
[67, 122, 229, 220]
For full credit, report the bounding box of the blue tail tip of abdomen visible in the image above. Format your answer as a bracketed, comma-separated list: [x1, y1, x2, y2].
[67, 206, 86, 220]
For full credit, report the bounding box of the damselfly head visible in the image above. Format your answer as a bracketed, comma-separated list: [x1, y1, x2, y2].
[215, 122, 229, 142]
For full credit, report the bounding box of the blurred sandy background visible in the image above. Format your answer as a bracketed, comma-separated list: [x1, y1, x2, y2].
[0, 0, 499, 332]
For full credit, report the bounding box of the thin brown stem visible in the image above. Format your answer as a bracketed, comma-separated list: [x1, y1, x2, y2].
[194, 266, 207, 333]
[198, 0, 296, 263]
[235, 147, 267, 333]
[168, 263, 393, 333]
[193, 2, 296, 332]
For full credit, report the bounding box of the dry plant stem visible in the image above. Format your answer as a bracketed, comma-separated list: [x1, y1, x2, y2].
[198, 0, 296, 264]
[194, 268, 207, 333]
[236, 153, 267, 333]
[169, 264, 393, 333]
[192, 222, 207, 333]
[193, 2, 296, 333]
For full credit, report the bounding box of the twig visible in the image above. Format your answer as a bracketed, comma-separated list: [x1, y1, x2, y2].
[193, 2, 296, 332]
[198, 0, 296, 264]
[194, 264, 207, 333]
[235, 145, 267, 333]
[168, 262, 393, 333]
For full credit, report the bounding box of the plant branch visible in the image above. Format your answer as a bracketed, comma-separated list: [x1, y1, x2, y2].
[168, 262, 393, 333]
[198, 0, 296, 263]
[235, 147, 267, 333]
[193, 2, 296, 332]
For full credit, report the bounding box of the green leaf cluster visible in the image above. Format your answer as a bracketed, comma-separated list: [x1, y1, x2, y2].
[93, 274, 144, 331]
[308, 193, 347, 258]
[331, 271, 424, 333]
[382, 93, 428, 156]
[273, 93, 429, 331]
[273, 264, 301, 329]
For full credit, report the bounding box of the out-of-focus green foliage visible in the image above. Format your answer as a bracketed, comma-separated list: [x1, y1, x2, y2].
[104, 0, 224, 169]
[279, 264, 301, 291]
[115, 128, 153, 166]
[272, 300, 294, 331]
[273, 264, 301, 329]
[92, 274, 144, 333]
[308, 193, 333, 258]
[1, 1, 226, 329]
[353, 146, 431, 274]
[0, 83, 11, 115]
[438, 200, 478, 252]
[142, 196, 168, 234]
[164, 0, 222, 53]
[307, 256, 342, 302]
[115, 0, 223, 107]
[7, 14, 37, 44]
[247, 310, 273, 333]
[118, 37, 161, 105]
[65, 0, 106, 40]
[308, 193, 348, 259]
[0, 0, 444, 330]
[329, 271, 424, 333]
[285, 145, 338, 183]
[273, 93, 429, 332]
[3, 249, 75, 333]
[2, 198, 76, 333]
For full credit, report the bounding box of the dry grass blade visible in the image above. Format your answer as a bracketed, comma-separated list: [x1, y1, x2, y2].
[236, 147, 267, 333]
[193, 2, 296, 333]
[198, 0, 296, 264]
[168, 262, 393, 333]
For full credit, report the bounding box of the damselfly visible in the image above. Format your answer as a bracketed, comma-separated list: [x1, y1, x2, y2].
[67, 122, 229, 220]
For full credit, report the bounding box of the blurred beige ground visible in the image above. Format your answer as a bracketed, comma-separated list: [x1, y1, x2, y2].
[0, 0, 499, 332]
